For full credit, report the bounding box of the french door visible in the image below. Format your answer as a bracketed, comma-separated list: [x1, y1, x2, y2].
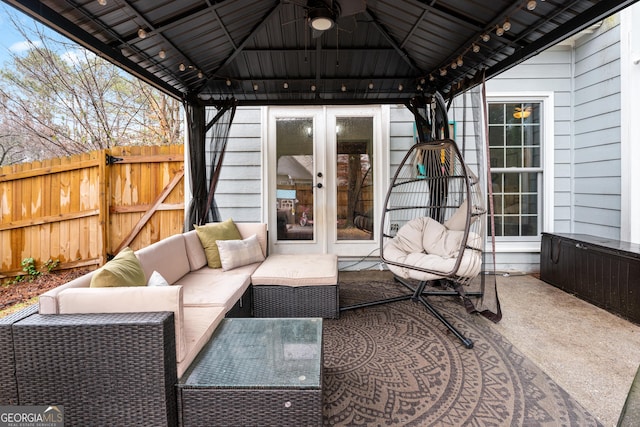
[266, 106, 385, 257]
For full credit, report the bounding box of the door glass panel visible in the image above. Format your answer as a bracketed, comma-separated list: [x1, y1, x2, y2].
[276, 118, 314, 241]
[336, 116, 374, 240]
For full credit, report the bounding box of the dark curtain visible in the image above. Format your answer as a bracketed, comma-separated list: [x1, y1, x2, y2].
[184, 98, 237, 230]
[185, 99, 207, 230]
[204, 99, 237, 223]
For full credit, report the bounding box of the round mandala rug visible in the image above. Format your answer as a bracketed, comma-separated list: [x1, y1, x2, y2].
[322, 272, 601, 426]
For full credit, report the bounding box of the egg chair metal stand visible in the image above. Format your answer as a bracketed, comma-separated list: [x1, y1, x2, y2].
[341, 94, 488, 349]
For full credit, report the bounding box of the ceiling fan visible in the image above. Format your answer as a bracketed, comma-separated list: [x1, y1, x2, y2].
[286, 0, 366, 34]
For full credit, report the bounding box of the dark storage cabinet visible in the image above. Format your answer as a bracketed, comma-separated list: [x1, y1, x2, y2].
[541, 233, 640, 324]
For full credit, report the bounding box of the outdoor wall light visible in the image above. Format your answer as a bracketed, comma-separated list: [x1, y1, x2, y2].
[308, 8, 335, 31]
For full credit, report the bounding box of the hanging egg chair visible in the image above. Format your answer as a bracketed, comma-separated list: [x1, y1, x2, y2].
[342, 92, 496, 349]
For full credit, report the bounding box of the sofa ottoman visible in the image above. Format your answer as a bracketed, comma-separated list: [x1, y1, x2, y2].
[251, 254, 339, 318]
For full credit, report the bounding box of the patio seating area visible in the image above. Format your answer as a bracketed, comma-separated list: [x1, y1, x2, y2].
[3, 269, 640, 426]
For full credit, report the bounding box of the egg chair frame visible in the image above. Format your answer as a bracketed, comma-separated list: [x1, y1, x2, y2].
[341, 93, 488, 349]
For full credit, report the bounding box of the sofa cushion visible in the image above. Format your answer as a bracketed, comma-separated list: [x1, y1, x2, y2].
[176, 271, 251, 312]
[251, 254, 338, 287]
[183, 230, 208, 271]
[178, 306, 226, 379]
[57, 286, 187, 363]
[216, 234, 265, 271]
[135, 234, 191, 285]
[39, 271, 94, 314]
[195, 219, 242, 268]
[90, 247, 146, 288]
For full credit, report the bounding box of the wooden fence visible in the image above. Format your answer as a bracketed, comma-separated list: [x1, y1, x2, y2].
[0, 145, 185, 278]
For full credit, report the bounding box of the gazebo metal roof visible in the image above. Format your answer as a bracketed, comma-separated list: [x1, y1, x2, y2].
[3, 0, 638, 105]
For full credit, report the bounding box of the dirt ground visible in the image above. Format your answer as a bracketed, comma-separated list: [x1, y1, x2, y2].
[0, 268, 91, 313]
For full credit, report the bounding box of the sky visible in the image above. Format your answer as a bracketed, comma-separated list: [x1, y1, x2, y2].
[0, 3, 71, 67]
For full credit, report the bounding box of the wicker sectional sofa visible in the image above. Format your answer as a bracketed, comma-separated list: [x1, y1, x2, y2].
[2, 223, 268, 426]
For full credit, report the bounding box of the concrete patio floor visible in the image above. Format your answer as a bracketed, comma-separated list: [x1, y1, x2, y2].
[487, 274, 640, 427]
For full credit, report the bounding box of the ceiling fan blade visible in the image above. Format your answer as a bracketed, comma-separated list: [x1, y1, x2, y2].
[337, 0, 366, 17]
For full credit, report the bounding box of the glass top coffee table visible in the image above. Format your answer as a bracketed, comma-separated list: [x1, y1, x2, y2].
[177, 317, 323, 426]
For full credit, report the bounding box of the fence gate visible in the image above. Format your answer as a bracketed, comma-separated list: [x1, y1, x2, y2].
[0, 145, 184, 278]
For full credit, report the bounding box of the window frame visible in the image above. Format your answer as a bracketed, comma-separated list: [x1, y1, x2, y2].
[486, 93, 554, 252]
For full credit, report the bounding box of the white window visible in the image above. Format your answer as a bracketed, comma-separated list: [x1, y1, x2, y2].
[486, 94, 554, 249]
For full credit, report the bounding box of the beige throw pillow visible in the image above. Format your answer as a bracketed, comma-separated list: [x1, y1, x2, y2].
[216, 234, 265, 271]
[195, 218, 242, 268]
[90, 247, 146, 288]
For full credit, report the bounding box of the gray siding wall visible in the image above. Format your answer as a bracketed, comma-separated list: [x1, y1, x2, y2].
[572, 18, 622, 239]
[213, 107, 263, 222]
[485, 45, 574, 235]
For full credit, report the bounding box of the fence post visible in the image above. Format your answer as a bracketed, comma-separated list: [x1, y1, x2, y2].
[98, 149, 109, 265]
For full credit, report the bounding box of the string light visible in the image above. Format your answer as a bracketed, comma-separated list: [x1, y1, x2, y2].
[398, 84, 404, 91]
[158, 50, 166, 59]
[341, 83, 347, 92]
[226, 78, 232, 86]
[97, 0, 107, 5]
[137, 28, 147, 39]
[429, 1, 541, 85]
[311, 84, 317, 92]
[253, 83, 258, 91]
[197, 71, 203, 79]
[368, 81, 374, 89]
[179, 63, 186, 71]
[283, 82, 289, 89]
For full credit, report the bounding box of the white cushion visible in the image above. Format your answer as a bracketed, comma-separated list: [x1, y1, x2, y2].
[216, 234, 265, 271]
[251, 254, 338, 287]
[176, 272, 251, 312]
[147, 270, 169, 286]
[178, 306, 226, 379]
[39, 272, 94, 314]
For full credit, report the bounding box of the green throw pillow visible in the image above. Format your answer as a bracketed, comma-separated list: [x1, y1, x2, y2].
[90, 247, 147, 288]
[195, 218, 242, 268]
